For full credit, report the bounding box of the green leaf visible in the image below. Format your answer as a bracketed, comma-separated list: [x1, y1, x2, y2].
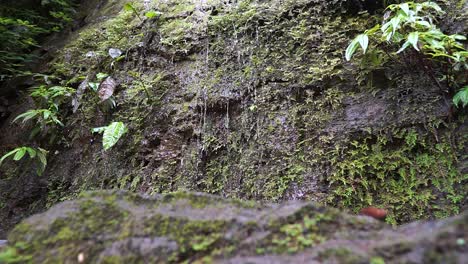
[13, 148, 26, 161]
[407, 32, 419, 51]
[357, 34, 369, 54]
[26, 148, 37, 159]
[51, 115, 64, 126]
[345, 38, 360, 61]
[451, 34, 467, 41]
[415, 21, 431, 28]
[13, 110, 38, 123]
[145, 10, 159, 19]
[0, 149, 19, 165]
[102, 122, 128, 150]
[36, 149, 48, 176]
[92, 127, 106, 134]
[124, 3, 136, 12]
[453, 86, 468, 108]
[89, 82, 100, 91]
[400, 3, 410, 16]
[37, 149, 47, 165]
[96, 73, 109, 80]
[37, 149, 47, 166]
[396, 41, 411, 54]
[43, 110, 51, 120]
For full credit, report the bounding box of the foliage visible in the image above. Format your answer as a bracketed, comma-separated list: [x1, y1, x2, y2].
[30, 85, 74, 108]
[92, 122, 128, 150]
[0, 245, 31, 263]
[0, 146, 48, 175]
[453, 86, 468, 108]
[13, 85, 74, 139]
[0, 0, 77, 81]
[346, 1, 467, 104]
[271, 215, 327, 253]
[13, 109, 63, 127]
[123, 2, 144, 22]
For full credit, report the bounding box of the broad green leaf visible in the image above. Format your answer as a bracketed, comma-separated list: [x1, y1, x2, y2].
[102, 122, 128, 150]
[381, 21, 391, 34]
[13, 148, 26, 161]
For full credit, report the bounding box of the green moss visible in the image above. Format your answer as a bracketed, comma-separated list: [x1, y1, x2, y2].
[142, 215, 230, 261]
[327, 127, 466, 224]
[318, 247, 368, 264]
[260, 211, 334, 254]
[49, 4, 141, 78]
[0, 244, 32, 264]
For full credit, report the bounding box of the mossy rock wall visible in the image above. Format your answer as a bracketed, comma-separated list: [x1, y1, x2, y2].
[0, 0, 467, 236]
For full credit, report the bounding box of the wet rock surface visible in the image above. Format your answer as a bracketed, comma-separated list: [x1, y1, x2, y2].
[2, 191, 467, 263]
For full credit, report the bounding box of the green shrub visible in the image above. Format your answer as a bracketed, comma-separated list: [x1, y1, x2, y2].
[346, 1, 467, 106]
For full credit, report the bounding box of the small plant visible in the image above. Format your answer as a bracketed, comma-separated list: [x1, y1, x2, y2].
[345, 1, 467, 105]
[0, 146, 48, 175]
[13, 108, 64, 140]
[13, 109, 64, 126]
[13, 84, 74, 139]
[124, 2, 160, 21]
[453, 86, 468, 108]
[124, 3, 142, 21]
[30, 85, 74, 107]
[92, 122, 128, 150]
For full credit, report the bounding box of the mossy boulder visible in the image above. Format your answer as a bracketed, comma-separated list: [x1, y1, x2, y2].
[0, 0, 467, 238]
[1, 190, 467, 263]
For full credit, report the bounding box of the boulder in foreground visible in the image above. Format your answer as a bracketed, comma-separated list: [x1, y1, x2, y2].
[1, 191, 467, 263]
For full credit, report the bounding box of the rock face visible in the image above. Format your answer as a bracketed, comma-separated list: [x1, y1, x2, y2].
[0, 0, 466, 237]
[1, 191, 467, 263]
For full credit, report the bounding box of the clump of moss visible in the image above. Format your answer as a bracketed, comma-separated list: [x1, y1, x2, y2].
[327, 127, 466, 224]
